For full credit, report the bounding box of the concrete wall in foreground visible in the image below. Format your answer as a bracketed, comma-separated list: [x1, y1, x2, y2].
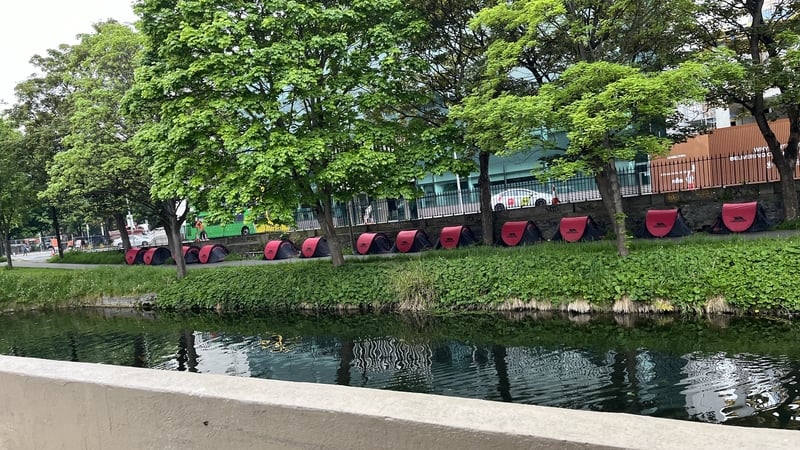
[0, 355, 796, 450]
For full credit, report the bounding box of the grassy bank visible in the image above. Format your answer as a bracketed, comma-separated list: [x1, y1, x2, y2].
[0, 266, 177, 310]
[3, 235, 800, 315]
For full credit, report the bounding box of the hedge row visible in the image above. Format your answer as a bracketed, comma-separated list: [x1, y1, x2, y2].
[154, 236, 800, 315]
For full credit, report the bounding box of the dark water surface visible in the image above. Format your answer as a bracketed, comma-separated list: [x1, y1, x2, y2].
[2, 309, 799, 430]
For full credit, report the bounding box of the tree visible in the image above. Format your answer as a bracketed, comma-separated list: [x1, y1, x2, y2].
[9, 45, 76, 258]
[41, 21, 149, 250]
[453, 0, 703, 255]
[0, 117, 35, 268]
[20, 21, 191, 278]
[129, 0, 430, 267]
[400, 0, 496, 244]
[694, 0, 800, 221]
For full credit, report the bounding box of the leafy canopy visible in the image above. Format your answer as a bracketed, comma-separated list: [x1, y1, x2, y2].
[129, 0, 430, 225]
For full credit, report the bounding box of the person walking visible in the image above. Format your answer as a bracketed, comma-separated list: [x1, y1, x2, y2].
[195, 218, 208, 241]
[363, 204, 374, 224]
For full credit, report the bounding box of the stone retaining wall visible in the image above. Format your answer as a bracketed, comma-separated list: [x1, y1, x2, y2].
[1, 355, 795, 450]
[218, 182, 786, 252]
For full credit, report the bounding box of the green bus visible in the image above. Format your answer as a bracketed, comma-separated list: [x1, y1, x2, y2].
[184, 211, 257, 240]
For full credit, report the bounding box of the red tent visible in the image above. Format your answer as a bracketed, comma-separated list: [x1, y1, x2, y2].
[182, 245, 201, 264]
[125, 247, 147, 265]
[709, 202, 772, 233]
[264, 239, 299, 260]
[551, 216, 604, 242]
[392, 230, 433, 253]
[637, 209, 692, 238]
[198, 244, 229, 264]
[435, 226, 477, 249]
[355, 232, 393, 255]
[301, 237, 330, 258]
[143, 247, 172, 265]
[499, 221, 543, 246]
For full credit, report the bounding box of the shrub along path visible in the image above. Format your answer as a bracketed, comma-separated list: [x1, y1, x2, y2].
[3, 231, 800, 316]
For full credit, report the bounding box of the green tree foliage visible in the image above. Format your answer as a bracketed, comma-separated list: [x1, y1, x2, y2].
[693, 0, 800, 221]
[40, 21, 151, 250]
[13, 21, 191, 278]
[401, 0, 497, 244]
[9, 45, 75, 256]
[0, 117, 35, 268]
[128, 0, 430, 266]
[453, 0, 703, 256]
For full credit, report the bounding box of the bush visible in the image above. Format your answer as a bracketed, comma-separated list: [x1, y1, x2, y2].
[5, 234, 800, 316]
[156, 236, 800, 315]
[49, 249, 126, 265]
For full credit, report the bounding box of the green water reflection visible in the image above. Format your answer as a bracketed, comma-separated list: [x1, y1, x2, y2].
[1, 309, 798, 430]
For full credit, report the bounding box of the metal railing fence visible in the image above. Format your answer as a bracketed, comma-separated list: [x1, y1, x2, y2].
[289, 150, 795, 230]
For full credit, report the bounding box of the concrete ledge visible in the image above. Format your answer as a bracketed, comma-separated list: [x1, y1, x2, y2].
[0, 355, 795, 449]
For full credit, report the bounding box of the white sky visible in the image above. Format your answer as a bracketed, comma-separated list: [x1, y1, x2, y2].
[0, 0, 138, 108]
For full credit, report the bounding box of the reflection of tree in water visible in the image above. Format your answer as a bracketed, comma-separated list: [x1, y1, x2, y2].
[353, 337, 434, 391]
[492, 345, 512, 402]
[682, 352, 789, 424]
[176, 330, 198, 372]
[770, 365, 800, 428]
[132, 334, 147, 368]
[336, 339, 354, 386]
[68, 333, 79, 362]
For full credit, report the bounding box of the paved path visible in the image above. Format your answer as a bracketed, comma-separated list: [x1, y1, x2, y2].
[6, 248, 400, 270]
[6, 229, 800, 271]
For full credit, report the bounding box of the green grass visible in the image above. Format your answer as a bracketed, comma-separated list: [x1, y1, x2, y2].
[0, 266, 177, 309]
[3, 234, 800, 315]
[154, 235, 800, 315]
[49, 249, 126, 264]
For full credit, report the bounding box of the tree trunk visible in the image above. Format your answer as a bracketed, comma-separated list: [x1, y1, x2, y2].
[595, 162, 629, 257]
[103, 217, 114, 244]
[112, 212, 130, 250]
[478, 150, 494, 245]
[165, 216, 187, 280]
[787, 110, 800, 221]
[50, 205, 64, 258]
[160, 200, 187, 280]
[754, 113, 798, 221]
[316, 197, 345, 267]
[2, 232, 12, 269]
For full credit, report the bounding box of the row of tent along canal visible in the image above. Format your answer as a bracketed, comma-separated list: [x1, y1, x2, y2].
[127, 202, 772, 265]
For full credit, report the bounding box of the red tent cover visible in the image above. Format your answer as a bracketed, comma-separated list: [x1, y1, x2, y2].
[125, 247, 146, 265]
[182, 245, 201, 264]
[438, 226, 464, 249]
[722, 202, 758, 233]
[264, 239, 298, 260]
[356, 232, 378, 255]
[395, 230, 416, 253]
[395, 230, 432, 253]
[264, 240, 281, 259]
[645, 209, 679, 238]
[199, 244, 228, 264]
[559, 216, 589, 243]
[500, 221, 543, 246]
[301, 237, 327, 258]
[142, 247, 171, 265]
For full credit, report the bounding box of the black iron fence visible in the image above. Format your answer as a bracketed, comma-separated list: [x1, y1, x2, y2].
[291, 150, 796, 230]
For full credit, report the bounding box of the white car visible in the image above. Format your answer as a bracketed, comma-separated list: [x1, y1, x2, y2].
[491, 188, 552, 211]
[113, 234, 151, 249]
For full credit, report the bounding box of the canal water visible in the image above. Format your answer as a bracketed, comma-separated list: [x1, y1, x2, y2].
[1, 309, 798, 430]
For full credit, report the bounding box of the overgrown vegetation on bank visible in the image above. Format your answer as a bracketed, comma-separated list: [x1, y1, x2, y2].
[48, 250, 126, 264]
[0, 267, 177, 310]
[3, 235, 800, 315]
